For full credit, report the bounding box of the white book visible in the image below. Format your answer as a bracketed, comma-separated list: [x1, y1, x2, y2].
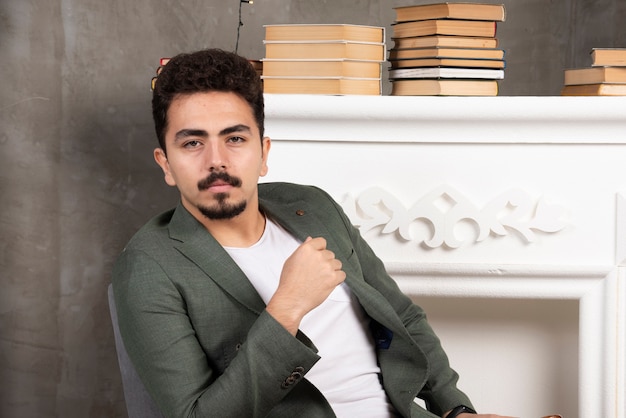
[388, 67, 504, 80]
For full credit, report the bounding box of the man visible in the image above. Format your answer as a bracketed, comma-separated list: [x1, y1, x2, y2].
[113, 48, 512, 418]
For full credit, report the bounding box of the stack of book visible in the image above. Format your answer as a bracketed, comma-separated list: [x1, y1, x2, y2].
[561, 48, 626, 96]
[261, 24, 386, 95]
[388, 2, 506, 96]
[151, 58, 170, 90]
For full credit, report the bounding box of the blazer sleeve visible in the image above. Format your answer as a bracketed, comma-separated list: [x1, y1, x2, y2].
[112, 247, 322, 418]
[320, 188, 474, 416]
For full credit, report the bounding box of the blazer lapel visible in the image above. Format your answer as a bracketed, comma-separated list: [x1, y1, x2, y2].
[167, 203, 266, 315]
[259, 197, 331, 244]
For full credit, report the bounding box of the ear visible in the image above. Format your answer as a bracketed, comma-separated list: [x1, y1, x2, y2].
[153, 148, 176, 186]
[260, 136, 271, 177]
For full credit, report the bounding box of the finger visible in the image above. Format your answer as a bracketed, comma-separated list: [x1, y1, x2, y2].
[305, 236, 327, 250]
[332, 259, 343, 271]
[321, 249, 336, 260]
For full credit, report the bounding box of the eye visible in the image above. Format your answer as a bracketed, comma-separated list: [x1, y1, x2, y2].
[227, 136, 246, 144]
[183, 140, 202, 148]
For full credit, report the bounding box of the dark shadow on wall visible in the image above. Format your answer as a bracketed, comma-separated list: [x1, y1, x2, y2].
[49, 70, 178, 415]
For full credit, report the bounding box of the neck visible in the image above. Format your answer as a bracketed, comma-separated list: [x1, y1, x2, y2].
[201, 207, 266, 248]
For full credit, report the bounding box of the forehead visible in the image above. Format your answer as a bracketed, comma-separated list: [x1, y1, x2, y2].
[169, 91, 253, 117]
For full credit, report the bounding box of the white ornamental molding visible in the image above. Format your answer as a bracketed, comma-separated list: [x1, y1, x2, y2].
[342, 185, 569, 249]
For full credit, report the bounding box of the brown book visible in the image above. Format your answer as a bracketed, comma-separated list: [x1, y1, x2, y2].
[591, 48, 626, 67]
[389, 47, 505, 60]
[394, 2, 506, 22]
[561, 83, 626, 96]
[391, 79, 498, 96]
[248, 60, 263, 70]
[262, 76, 381, 95]
[248, 60, 263, 78]
[564, 66, 626, 85]
[389, 57, 505, 69]
[264, 41, 385, 60]
[264, 24, 385, 43]
[392, 19, 497, 38]
[392, 35, 498, 49]
[262, 59, 381, 78]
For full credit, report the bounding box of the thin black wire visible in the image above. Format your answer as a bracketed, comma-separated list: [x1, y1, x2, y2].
[235, 0, 244, 54]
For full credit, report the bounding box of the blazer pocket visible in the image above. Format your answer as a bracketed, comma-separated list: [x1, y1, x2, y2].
[340, 248, 363, 280]
[221, 337, 246, 370]
[329, 249, 361, 302]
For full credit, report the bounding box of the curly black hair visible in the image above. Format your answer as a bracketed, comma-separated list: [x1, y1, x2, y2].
[152, 48, 264, 152]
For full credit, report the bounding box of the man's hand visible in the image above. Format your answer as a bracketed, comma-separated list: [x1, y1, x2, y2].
[266, 237, 346, 334]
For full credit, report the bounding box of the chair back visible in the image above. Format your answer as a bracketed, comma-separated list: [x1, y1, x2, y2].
[108, 283, 164, 418]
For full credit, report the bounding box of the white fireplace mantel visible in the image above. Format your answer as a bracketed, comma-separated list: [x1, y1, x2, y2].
[264, 95, 626, 143]
[263, 95, 626, 418]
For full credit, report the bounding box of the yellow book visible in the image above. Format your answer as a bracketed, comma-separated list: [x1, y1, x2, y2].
[389, 57, 505, 69]
[391, 79, 498, 96]
[264, 41, 385, 61]
[262, 76, 381, 95]
[564, 66, 626, 85]
[392, 35, 498, 49]
[262, 59, 381, 78]
[561, 83, 626, 96]
[591, 48, 626, 67]
[392, 19, 497, 38]
[394, 2, 506, 23]
[264, 24, 385, 43]
[388, 47, 505, 60]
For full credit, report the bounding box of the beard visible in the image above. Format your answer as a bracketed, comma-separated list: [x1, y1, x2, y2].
[197, 171, 246, 220]
[198, 195, 247, 220]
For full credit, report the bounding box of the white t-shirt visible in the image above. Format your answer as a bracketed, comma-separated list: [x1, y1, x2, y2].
[224, 219, 397, 417]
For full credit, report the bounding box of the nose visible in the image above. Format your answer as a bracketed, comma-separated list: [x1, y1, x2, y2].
[206, 140, 227, 171]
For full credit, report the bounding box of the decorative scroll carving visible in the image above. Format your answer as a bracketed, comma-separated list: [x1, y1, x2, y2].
[342, 186, 568, 249]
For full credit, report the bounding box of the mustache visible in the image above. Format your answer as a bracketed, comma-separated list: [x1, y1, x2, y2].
[197, 171, 242, 191]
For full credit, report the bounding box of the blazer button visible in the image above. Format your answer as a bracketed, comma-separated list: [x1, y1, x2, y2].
[296, 209, 305, 216]
[281, 367, 305, 388]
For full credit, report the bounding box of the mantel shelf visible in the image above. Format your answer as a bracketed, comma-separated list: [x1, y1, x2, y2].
[264, 94, 626, 144]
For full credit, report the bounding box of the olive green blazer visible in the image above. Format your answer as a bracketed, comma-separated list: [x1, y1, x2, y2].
[112, 182, 472, 418]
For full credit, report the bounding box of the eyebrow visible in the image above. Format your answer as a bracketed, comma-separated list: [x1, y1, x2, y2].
[174, 129, 208, 142]
[219, 124, 252, 136]
[173, 124, 252, 142]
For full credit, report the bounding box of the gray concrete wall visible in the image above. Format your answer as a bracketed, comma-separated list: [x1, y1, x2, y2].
[1, 0, 624, 416]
